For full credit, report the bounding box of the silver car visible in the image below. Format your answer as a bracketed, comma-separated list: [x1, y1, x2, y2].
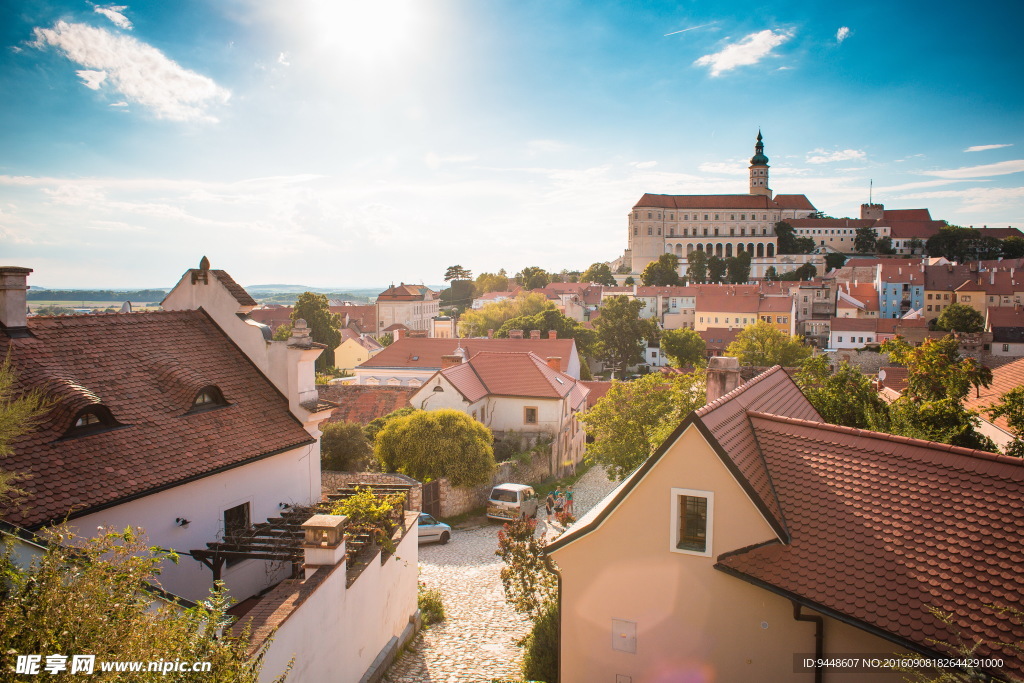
[417, 512, 452, 544]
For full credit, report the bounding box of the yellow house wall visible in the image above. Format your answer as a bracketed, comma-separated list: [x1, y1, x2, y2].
[333, 338, 373, 370]
[694, 309, 759, 332]
[551, 423, 905, 683]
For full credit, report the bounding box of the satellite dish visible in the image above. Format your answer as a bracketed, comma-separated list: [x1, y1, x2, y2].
[877, 369, 887, 382]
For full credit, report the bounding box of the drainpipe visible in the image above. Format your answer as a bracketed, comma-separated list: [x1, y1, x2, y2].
[792, 601, 823, 683]
[543, 552, 562, 681]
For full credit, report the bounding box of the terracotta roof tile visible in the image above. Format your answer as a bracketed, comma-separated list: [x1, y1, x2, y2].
[442, 352, 586, 404]
[209, 270, 258, 307]
[2, 311, 313, 529]
[633, 194, 779, 210]
[317, 385, 416, 425]
[359, 338, 577, 374]
[718, 412, 1024, 676]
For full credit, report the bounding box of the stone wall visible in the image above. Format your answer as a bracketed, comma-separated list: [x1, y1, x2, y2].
[437, 447, 553, 518]
[824, 349, 890, 375]
[322, 471, 422, 512]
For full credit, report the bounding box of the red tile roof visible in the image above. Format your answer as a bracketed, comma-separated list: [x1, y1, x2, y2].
[441, 352, 587, 404]
[376, 284, 437, 301]
[2, 310, 314, 530]
[789, 218, 876, 229]
[987, 306, 1024, 331]
[317, 385, 416, 425]
[579, 381, 613, 409]
[358, 338, 577, 374]
[695, 292, 761, 314]
[886, 220, 945, 240]
[962, 356, 1024, 433]
[757, 296, 793, 313]
[773, 194, 816, 211]
[883, 208, 932, 221]
[633, 194, 779, 210]
[718, 412, 1024, 676]
[211, 270, 258, 307]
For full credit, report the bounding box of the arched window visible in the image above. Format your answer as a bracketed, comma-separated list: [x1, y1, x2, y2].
[189, 386, 228, 413]
[767, 243, 776, 257]
[756, 243, 765, 258]
[66, 406, 119, 437]
[725, 243, 733, 258]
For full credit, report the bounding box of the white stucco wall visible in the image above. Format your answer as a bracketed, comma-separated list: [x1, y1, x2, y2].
[65, 444, 319, 603]
[259, 525, 419, 683]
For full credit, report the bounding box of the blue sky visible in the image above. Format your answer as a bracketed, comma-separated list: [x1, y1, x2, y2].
[2, 0, 1022, 288]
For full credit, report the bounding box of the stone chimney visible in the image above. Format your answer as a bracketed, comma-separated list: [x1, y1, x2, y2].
[393, 328, 403, 341]
[301, 514, 347, 577]
[441, 354, 463, 369]
[0, 267, 33, 331]
[509, 329, 524, 339]
[546, 357, 561, 371]
[487, 329, 494, 339]
[705, 356, 741, 404]
[548, 330, 557, 339]
[530, 329, 541, 340]
[288, 318, 313, 349]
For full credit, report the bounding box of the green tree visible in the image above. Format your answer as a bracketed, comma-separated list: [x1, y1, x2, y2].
[907, 237, 925, 255]
[320, 421, 373, 471]
[496, 308, 597, 357]
[363, 406, 417, 443]
[707, 254, 727, 284]
[374, 409, 495, 486]
[579, 370, 706, 480]
[775, 221, 815, 255]
[1002, 236, 1024, 259]
[764, 265, 779, 281]
[640, 253, 681, 286]
[458, 292, 553, 337]
[926, 224, 1004, 262]
[854, 226, 878, 253]
[660, 328, 706, 367]
[794, 356, 888, 429]
[726, 250, 752, 283]
[876, 236, 896, 255]
[517, 266, 551, 290]
[986, 386, 1024, 457]
[474, 270, 509, 295]
[292, 292, 342, 372]
[686, 250, 708, 283]
[0, 527, 286, 683]
[0, 357, 50, 505]
[824, 253, 847, 271]
[935, 302, 985, 333]
[443, 265, 472, 282]
[725, 320, 811, 367]
[377, 332, 394, 347]
[580, 262, 617, 286]
[623, 276, 635, 285]
[593, 296, 657, 377]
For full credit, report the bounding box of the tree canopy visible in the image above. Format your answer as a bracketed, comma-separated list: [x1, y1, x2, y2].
[443, 265, 473, 282]
[985, 386, 1024, 457]
[854, 226, 878, 254]
[935, 302, 985, 333]
[824, 253, 847, 272]
[725, 320, 811, 367]
[660, 328, 706, 368]
[580, 262, 617, 286]
[1002, 236, 1024, 259]
[579, 370, 706, 480]
[640, 253, 681, 286]
[926, 225, 1004, 262]
[320, 421, 373, 471]
[593, 296, 658, 376]
[1, 357, 50, 506]
[495, 308, 596, 357]
[775, 221, 815, 254]
[292, 292, 342, 372]
[707, 254, 728, 284]
[458, 292, 553, 337]
[474, 270, 509, 295]
[374, 409, 496, 487]
[726, 250, 752, 283]
[686, 250, 708, 283]
[794, 356, 887, 430]
[517, 266, 551, 291]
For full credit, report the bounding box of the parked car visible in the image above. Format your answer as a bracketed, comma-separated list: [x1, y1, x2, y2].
[486, 483, 539, 522]
[417, 512, 451, 544]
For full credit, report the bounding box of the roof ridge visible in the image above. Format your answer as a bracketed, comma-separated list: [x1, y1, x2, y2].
[746, 410, 1024, 467]
[694, 365, 784, 417]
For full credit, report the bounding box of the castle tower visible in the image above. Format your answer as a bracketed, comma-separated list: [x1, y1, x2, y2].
[748, 130, 772, 198]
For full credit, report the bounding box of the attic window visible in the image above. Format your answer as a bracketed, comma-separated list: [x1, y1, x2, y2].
[66, 406, 119, 437]
[189, 386, 227, 413]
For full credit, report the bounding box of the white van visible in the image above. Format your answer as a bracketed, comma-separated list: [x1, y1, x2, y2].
[486, 483, 539, 521]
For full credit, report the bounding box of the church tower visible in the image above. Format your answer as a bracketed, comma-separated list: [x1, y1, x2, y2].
[748, 130, 772, 198]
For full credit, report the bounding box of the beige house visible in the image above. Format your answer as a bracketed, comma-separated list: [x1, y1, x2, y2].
[375, 283, 440, 335]
[548, 360, 1024, 682]
[409, 351, 589, 476]
[332, 329, 383, 370]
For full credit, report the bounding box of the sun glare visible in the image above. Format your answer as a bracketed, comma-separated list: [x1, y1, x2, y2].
[300, 0, 423, 66]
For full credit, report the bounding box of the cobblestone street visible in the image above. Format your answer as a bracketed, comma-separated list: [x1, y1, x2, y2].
[384, 466, 617, 683]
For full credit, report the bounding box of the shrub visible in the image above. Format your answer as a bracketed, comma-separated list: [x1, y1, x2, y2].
[321, 421, 373, 471]
[554, 510, 575, 526]
[521, 601, 559, 682]
[418, 582, 445, 625]
[375, 409, 496, 487]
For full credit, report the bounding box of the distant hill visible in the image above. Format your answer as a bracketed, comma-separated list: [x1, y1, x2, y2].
[27, 289, 168, 302]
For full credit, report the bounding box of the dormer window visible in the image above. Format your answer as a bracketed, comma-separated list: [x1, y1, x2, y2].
[188, 386, 227, 413]
[66, 406, 119, 437]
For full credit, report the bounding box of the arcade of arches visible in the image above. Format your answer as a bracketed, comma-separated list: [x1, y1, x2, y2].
[668, 242, 776, 259]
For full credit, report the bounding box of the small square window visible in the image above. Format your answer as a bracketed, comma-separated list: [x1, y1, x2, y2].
[1004, 344, 1010, 352]
[524, 407, 538, 425]
[671, 489, 713, 556]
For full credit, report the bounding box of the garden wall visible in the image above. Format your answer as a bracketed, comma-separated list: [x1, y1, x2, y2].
[436, 445, 553, 517]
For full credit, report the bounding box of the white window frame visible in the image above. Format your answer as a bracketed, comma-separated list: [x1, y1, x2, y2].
[670, 488, 714, 557]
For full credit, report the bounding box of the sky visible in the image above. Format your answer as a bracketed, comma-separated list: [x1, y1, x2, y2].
[2, 0, 1023, 289]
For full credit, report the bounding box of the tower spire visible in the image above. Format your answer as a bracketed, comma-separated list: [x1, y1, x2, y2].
[748, 130, 772, 198]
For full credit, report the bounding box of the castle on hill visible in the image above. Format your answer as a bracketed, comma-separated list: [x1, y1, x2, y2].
[623, 132, 825, 279]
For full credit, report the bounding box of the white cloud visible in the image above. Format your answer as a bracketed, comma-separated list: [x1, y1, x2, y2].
[76, 69, 107, 90]
[424, 152, 476, 170]
[964, 144, 1013, 153]
[110, 101, 128, 107]
[92, 4, 132, 30]
[922, 159, 1024, 179]
[277, 52, 290, 66]
[629, 161, 658, 169]
[527, 139, 570, 154]
[836, 27, 850, 43]
[898, 186, 1024, 212]
[694, 29, 792, 77]
[806, 149, 866, 164]
[32, 21, 230, 122]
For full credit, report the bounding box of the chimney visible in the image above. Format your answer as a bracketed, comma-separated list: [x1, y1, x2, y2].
[441, 354, 463, 369]
[530, 329, 541, 340]
[705, 356, 741, 404]
[487, 329, 494, 339]
[546, 356, 561, 371]
[548, 330, 557, 339]
[301, 514, 347, 577]
[393, 328, 403, 341]
[0, 267, 32, 331]
[510, 329, 524, 339]
[288, 318, 313, 349]
[991, 270, 996, 285]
